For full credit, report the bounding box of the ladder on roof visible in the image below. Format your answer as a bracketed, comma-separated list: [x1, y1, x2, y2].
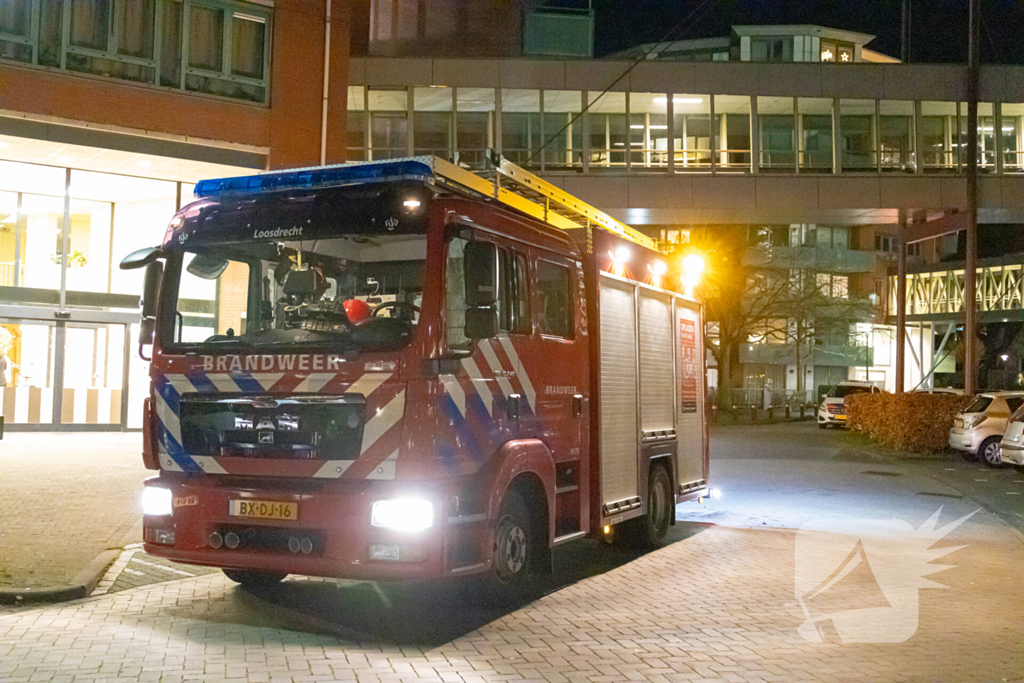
[425, 152, 658, 251]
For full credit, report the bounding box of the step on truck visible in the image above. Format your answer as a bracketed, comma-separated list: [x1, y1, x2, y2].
[123, 155, 708, 594]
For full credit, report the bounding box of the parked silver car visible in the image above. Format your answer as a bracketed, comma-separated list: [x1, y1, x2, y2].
[998, 404, 1024, 469]
[948, 392, 1024, 466]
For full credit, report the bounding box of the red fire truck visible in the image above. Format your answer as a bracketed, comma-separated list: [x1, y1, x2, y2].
[124, 155, 708, 595]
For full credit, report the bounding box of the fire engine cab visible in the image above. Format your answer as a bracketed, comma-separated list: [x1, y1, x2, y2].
[123, 154, 708, 595]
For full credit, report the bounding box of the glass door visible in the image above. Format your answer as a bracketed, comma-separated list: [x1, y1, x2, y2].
[60, 322, 129, 427]
[0, 320, 58, 426]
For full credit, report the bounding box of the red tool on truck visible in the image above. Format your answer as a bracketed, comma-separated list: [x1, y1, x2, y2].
[123, 155, 708, 595]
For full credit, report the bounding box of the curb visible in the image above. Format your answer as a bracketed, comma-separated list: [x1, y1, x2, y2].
[0, 549, 121, 606]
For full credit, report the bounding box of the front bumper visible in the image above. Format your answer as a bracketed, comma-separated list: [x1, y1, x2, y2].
[141, 476, 489, 582]
[818, 409, 847, 426]
[1000, 441, 1024, 465]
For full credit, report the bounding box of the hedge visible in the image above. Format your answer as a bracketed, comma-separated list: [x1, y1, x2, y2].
[846, 392, 971, 452]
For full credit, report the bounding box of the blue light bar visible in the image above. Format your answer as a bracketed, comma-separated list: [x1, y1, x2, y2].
[194, 158, 437, 198]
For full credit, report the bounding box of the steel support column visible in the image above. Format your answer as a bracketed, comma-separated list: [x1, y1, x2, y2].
[965, 0, 980, 395]
[896, 210, 907, 394]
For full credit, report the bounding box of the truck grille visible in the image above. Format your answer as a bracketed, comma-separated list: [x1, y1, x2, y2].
[179, 395, 365, 460]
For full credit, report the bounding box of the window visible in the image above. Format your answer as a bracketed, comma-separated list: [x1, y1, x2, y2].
[413, 87, 452, 159]
[537, 260, 572, 338]
[875, 235, 897, 253]
[816, 273, 849, 299]
[588, 91, 627, 169]
[543, 90, 583, 170]
[758, 97, 795, 171]
[501, 89, 541, 169]
[880, 101, 915, 172]
[840, 99, 876, 171]
[456, 88, 495, 170]
[498, 249, 530, 334]
[673, 94, 712, 170]
[369, 88, 409, 160]
[445, 236, 470, 350]
[2, 0, 271, 103]
[751, 37, 792, 62]
[629, 92, 668, 170]
[1007, 397, 1024, 413]
[347, 86, 367, 161]
[820, 40, 854, 63]
[907, 242, 921, 257]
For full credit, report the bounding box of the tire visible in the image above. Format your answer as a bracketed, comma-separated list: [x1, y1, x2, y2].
[619, 464, 674, 549]
[222, 568, 287, 588]
[978, 437, 1004, 468]
[471, 490, 537, 604]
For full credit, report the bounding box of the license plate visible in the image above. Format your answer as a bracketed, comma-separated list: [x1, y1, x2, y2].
[836, 414, 847, 420]
[229, 500, 298, 520]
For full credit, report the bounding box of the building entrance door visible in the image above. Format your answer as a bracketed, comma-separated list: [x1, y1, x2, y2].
[0, 308, 144, 431]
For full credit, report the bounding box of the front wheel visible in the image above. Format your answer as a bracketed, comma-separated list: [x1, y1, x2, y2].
[222, 568, 287, 589]
[468, 490, 536, 605]
[978, 437, 1004, 467]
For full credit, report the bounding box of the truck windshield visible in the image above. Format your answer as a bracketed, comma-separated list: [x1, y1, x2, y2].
[165, 234, 426, 351]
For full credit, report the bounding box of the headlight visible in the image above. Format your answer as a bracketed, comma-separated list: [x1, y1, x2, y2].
[371, 498, 434, 532]
[142, 486, 173, 516]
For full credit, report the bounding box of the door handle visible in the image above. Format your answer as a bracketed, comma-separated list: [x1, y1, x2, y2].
[508, 393, 521, 420]
[573, 394, 583, 417]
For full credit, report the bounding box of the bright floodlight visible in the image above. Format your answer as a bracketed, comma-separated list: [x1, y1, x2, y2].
[142, 486, 173, 516]
[651, 260, 668, 276]
[681, 253, 705, 288]
[614, 246, 631, 263]
[371, 498, 434, 532]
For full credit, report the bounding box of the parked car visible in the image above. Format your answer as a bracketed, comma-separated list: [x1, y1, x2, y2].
[913, 387, 965, 396]
[998, 404, 1024, 469]
[948, 392, 1024, 466]
[818, 380, 881, 429]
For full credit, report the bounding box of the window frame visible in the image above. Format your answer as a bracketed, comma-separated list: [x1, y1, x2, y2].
[0, 0, 271, 105]
[535, 257, 574, 340]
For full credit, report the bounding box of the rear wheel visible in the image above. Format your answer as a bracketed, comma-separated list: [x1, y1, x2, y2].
[978, 437, 1004, 467]
[620, 464, 673, 548]
[222, 568, 287, 589]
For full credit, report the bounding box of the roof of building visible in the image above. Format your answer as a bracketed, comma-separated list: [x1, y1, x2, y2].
[731, 25, 876, 45]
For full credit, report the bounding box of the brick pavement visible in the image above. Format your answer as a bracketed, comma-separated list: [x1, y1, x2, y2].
[1, 511, 1021, 682]
[0, 433, 149, 589]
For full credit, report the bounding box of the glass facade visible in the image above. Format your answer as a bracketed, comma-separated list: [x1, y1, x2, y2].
[0, 0, 272, 103]
[0, 157, 189, 430]
[338, 84, 1024, 177]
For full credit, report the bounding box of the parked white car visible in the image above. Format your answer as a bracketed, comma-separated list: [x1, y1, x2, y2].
[818, 380, 881, 428]
[998, 404, 1024, 469]
[948, 392, 1024, 466]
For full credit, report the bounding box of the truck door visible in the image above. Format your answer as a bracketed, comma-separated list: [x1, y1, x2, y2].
[441, 232, 524, 473]
[517, 252, 586, 537]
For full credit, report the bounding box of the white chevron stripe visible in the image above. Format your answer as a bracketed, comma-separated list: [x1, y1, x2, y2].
[312, 460, 354, 478]
[461, 357, 494, 417]
[366, 450, 398, 480]
[440, 374, 466, 417]
[159, 455, 184, 472]
[191, 456, 228, 474]
[498, 334, 536, 411]
[346, 372, 392, 398]
[207, 374, 238, 393]
[164, 374, 196, 396]
[154, 390, 181, 443]
[293, 372, 337, 394]
[360, 390, 405, 454]
[480, 339, 514, 398]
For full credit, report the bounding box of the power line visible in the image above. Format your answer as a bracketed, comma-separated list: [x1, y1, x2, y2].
[524, 0, 719, 165]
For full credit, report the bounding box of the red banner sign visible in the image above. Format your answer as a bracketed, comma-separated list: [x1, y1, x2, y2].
[679, 318, 698, 414]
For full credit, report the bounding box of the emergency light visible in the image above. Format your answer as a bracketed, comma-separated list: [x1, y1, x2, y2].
[194, 158, 436, 198]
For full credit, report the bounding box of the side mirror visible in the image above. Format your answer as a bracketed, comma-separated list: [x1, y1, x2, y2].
[463, 241, 497, 307]
[120, 246, 163, 270]
[465, 307, 499, 340]
[463, 241, 499, 340]
[138, 261, 164, 360]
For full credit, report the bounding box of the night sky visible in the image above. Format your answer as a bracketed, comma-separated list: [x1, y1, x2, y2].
[592, 0, 1024, 63]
